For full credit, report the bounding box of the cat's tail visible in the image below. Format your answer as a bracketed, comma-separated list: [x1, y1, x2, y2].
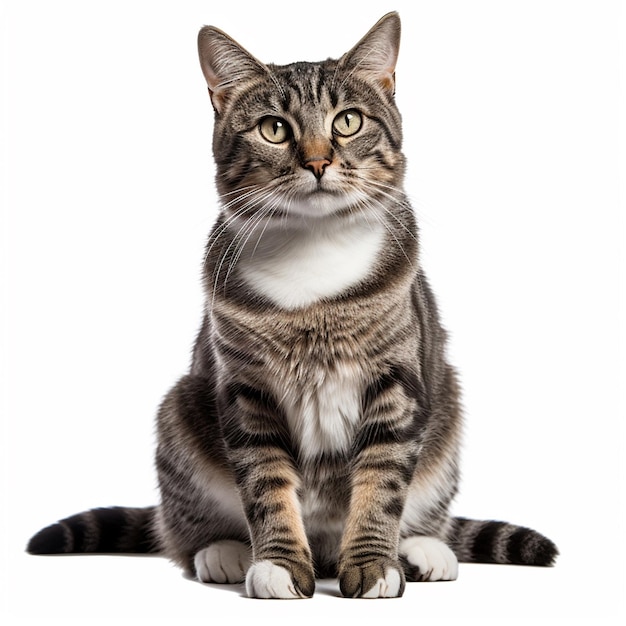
[447, 517, 558, 566]
[26, 506, 160, 555]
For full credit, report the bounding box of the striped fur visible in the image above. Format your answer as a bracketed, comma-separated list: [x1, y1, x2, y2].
[27, 13, 557, 598]
[27, 507, 157, 554]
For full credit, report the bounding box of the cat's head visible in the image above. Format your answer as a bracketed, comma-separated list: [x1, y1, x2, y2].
[198, 12, 404, 222]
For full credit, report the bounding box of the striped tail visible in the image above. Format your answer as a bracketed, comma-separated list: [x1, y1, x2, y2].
[447, 517, 558, 566]
[27, 508, 557, 567]
[27, 506, 160, 555]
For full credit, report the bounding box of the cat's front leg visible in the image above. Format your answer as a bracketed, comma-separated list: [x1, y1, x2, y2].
[220, 385, 315, 599]
[338, 370, 422, 599]
[235, 453, 315, 599]
[337, 454, 410, 598]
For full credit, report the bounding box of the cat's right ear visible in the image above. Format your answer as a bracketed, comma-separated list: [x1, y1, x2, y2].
[197, 26, 267, 114]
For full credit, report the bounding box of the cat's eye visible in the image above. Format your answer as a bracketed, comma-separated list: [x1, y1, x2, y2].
[332, 109, 363, 137]
[259, 117, 292, 144]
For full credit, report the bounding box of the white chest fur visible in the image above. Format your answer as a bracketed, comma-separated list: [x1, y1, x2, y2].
[237, 215, 385, 310]
[278, 363, 363, 458]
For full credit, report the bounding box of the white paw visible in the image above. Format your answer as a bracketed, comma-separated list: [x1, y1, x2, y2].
[194, 540, 251, 584]
[399, 536, 458, 581]
[245, 560, 306, 599]
[362, 567, 403, 598]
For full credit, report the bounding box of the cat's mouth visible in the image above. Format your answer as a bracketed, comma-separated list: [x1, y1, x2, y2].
[285, 170, 344, 209]
[288, 188, 357, 218]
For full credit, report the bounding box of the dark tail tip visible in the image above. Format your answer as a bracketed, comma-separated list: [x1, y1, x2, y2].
[506, 525, 559, 567]
[527, 534, 559, 567]
[27, 523, 70, 555]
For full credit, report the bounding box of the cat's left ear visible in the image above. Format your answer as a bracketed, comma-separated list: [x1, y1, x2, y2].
[339, 12, 401, 95]
[197, 26, 268, 114]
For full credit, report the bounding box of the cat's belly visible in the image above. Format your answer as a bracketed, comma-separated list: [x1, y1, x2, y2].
[300, 456, 351, 574]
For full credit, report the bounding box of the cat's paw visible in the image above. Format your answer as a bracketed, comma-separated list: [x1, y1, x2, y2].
[399, 536, 458, 582]
[245, 560, 315, 599]
[338, 559, 405, 598]
[194, 540, 251, 584]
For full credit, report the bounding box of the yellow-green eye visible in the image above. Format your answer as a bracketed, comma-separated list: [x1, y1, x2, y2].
[332, 109, 363, 137]
[259, 117, 292, 143]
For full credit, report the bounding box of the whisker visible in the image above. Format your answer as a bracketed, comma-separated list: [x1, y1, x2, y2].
[349, 193, 415, 267]
[209, 188, 278, 305]
[352, 181, 419, 246]
[250, 203, 279, 258]
[203, 195, 263, 269]
[226, 199, 280, 284]
[350, 168, 434, 224]
[203, 181, 284, 269]
[209, 183, 292, 305]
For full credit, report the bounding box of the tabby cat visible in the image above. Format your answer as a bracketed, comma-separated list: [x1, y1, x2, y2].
[27, 12, 557, 599]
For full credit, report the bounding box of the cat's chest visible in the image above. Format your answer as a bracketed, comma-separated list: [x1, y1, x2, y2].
[237, 218, 385, 310]
[278, 362, 364, 459]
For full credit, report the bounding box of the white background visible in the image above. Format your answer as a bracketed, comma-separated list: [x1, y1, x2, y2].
[1, 0, 623, 623]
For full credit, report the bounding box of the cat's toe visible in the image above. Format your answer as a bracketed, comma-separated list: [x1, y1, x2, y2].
[194, 540, 251, 584]
[360, 566, 404, 598]
[245, 560, 314, 599]
[339, 559, 405, 598]
[399, 536, 458, 582]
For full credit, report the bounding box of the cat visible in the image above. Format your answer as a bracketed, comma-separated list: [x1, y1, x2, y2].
[27, 12, 557, 599]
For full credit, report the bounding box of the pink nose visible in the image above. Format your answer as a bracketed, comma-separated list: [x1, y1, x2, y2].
[305, 158, 331, 180]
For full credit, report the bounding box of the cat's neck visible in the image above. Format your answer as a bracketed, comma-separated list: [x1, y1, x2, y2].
[235, 213, 386, 310]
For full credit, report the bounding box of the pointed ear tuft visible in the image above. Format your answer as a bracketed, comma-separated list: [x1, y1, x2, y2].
[339, 12, 401, 94]
[197, 26, 268, 114]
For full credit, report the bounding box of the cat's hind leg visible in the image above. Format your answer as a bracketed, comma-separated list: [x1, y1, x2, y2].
[156, 375, 250, 578]
[194, 540, 251, 584]
[399, 536, 458, 582]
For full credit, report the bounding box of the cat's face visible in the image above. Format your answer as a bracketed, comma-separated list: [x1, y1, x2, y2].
[198, 13, 405, 223]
